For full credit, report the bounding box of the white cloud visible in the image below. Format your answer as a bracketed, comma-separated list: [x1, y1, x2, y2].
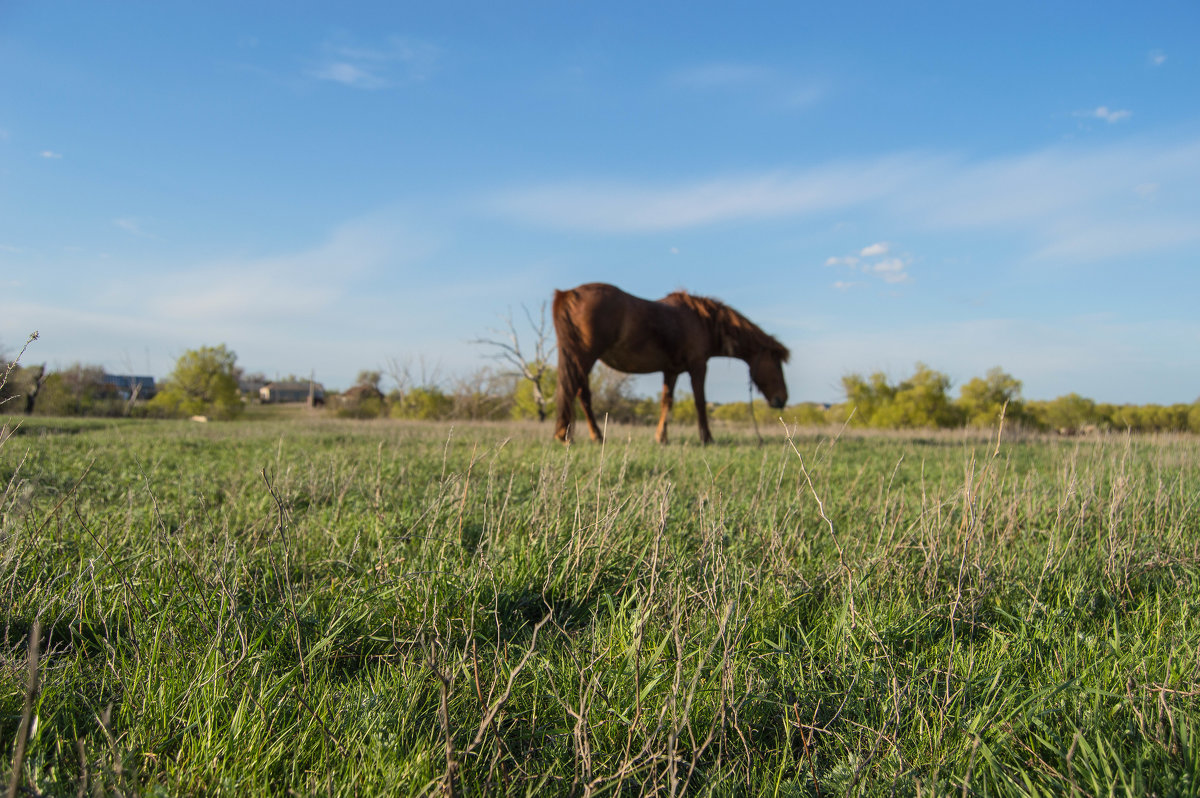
[826, 244, 911, 284]
[312, 61, 386, 89]
[1076, 106, 1131, 124]
[871, 258, 911, 283]
[1148, 50, 1167, 66]
[40, 150, 62, 159]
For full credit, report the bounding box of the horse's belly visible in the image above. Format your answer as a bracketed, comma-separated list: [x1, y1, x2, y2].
[599, 344, 681, 375]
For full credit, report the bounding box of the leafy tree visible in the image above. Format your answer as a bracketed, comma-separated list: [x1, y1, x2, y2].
[512, 365, 557, 420]
[839, 364, 960, 429]
[355, 370, 382, 390]
[870, 364, 961, 428]
[390, 386, 454, 420]
[148, 345, 243, 419]
[337, 394, 386, 419]
[839, 371, 895, 427]
[31, 364, 120, 416]
[712, 400, 772, 422]
[780, 403, 830, 426]
[1028, 393, 1097, 432]
[958, 367, 1029, 428]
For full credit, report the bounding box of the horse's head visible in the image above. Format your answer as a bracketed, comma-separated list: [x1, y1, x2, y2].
[749, 347, 789, 409]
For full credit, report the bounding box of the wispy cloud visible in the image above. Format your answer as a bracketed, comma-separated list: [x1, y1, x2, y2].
[669, 63, 774, 89]
[114, 218, 154, 238]
[893, 138, 1200, 261]
[1032, 218, 1200, 263]
[1148, 49, 1167, 67]
[312, 61, 386, 89]
[1075, 106, 1131, 124]
[488, 135, 1200, 265]
[488, 155, 935, 232]
[667, 62, 825, 110]
[135, 213, 436, 323]
[310, 34, 439, 89]
[40, 150, 62, 159]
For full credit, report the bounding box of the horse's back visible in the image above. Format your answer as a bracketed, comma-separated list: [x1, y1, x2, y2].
[554, 282, 702, 373]
[554, 283, 646, 331]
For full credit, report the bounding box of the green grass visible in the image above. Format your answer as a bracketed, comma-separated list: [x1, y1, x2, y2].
[2, 416, 1199, 796]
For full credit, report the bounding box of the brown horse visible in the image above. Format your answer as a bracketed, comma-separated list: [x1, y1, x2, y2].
[553, 282, 790, 444]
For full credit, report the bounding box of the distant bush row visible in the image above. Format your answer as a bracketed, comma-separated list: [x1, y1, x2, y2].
[311, 362, 1200, 435]
[4, 350, 1198, 434]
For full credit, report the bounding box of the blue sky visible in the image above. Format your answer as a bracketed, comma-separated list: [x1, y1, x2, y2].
[2, 1, 1198, 404]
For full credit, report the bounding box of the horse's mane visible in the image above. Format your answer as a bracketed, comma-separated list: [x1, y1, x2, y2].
[666, 291, 790, 362]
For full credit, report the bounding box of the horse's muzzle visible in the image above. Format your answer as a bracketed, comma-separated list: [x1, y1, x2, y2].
[769, 397, 786, 409]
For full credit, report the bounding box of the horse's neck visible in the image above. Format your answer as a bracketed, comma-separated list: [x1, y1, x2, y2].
[712, 325, 747, 360]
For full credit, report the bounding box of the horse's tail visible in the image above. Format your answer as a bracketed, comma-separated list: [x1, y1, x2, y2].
[552, 288, 584, 441]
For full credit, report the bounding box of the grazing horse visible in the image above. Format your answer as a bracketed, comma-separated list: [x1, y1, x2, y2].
[552, 282, 790, 444]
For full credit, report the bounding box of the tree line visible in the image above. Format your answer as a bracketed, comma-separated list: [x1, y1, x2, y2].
[4, 344, 1199, 434]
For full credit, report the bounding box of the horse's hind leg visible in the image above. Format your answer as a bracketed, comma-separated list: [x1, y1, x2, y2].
[554, 374, 573, 442]
[555, 356, 602, 443]
[578, 380, 604, 442]
[655, 372, 679, 444]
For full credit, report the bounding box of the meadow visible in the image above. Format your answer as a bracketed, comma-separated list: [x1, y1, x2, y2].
[2, 415, 1198, 796]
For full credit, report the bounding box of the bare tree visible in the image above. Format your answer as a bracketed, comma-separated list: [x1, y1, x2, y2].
[450, 365, 514, 420]
[471, 303, 555, 422]
[384, 356, 443, 400]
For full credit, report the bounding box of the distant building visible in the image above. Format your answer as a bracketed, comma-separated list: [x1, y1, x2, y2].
[339, 383, 385, 403]
[239, 375, 268, 395]
[260, 380, 325, 406]
[102, 374, 157, 400]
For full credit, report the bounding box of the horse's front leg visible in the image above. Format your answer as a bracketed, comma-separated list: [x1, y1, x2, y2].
[655, 373, 679, 444]
[690, 364, 713, 444]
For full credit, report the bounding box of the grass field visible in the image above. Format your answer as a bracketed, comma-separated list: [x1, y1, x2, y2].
[2, 416, 1198, 796]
